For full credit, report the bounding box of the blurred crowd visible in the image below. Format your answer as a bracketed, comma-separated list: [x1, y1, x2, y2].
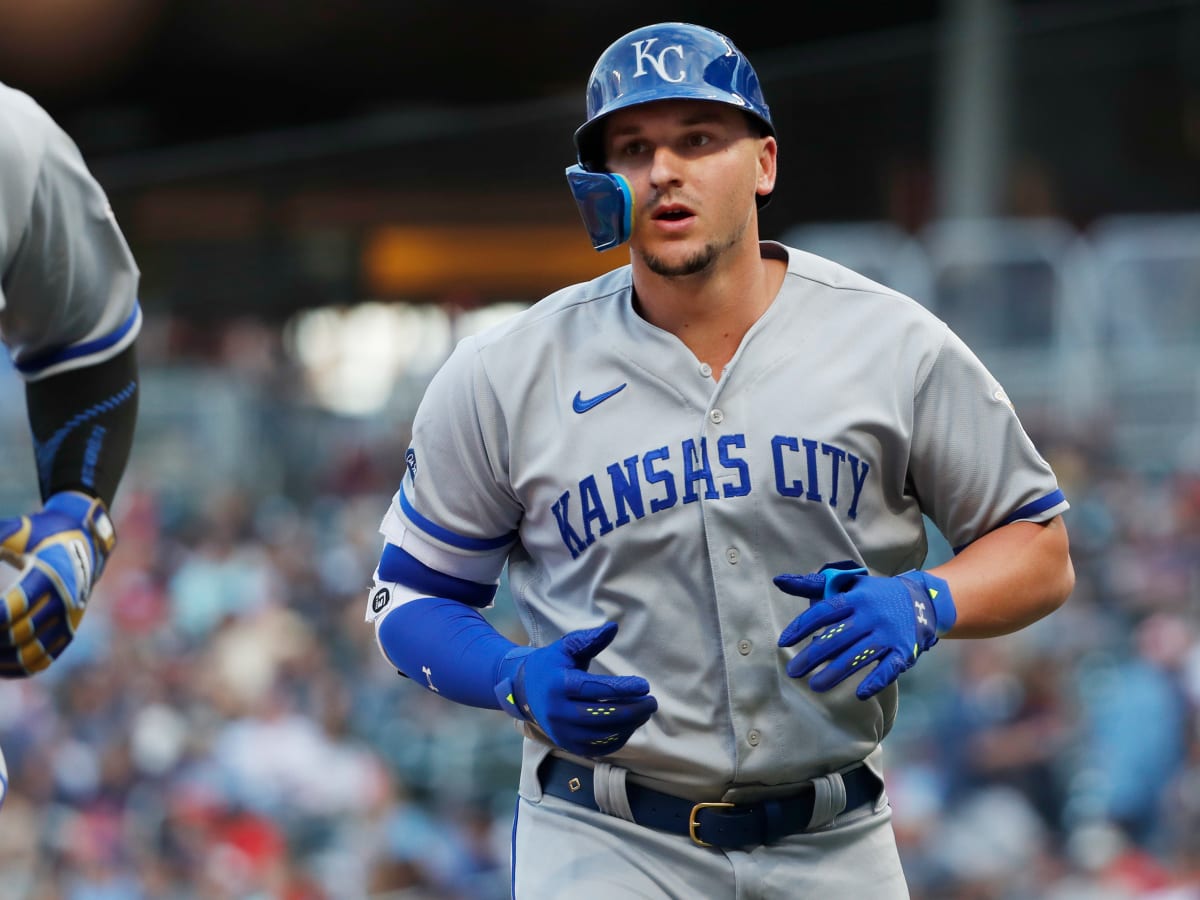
[0, 319, 1198, 900]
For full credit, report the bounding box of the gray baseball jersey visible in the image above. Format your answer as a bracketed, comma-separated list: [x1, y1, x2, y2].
[370, 240, 1068, 795]
[0, 82, 141, 381]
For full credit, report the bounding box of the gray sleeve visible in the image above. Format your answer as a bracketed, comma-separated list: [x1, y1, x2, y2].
[0, 86, 140, 380]
[907, 327, 1068, 552]
[404, 335, 523, 546]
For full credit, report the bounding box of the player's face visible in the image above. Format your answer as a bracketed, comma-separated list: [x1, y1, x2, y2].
[603, 100, 776, 277]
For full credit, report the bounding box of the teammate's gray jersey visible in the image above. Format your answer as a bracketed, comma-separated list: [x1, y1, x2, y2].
[374, 241, 1068, 794]
[0, 82, 141, 381]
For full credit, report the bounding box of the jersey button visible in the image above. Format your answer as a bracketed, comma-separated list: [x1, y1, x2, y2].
[747, 730, 761, 747]
[738, 639, 752, 655]
[699, 363, 712, 378]
[726, 547, 740, 565]
[709, 409, 724, 425]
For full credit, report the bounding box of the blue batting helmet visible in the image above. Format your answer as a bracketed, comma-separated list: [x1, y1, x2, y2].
[566, 23, 776, 251]
[573, 22, 775, 174]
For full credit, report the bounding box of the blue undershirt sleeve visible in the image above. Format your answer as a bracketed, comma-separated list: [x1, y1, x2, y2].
[376, 595, 527, 709]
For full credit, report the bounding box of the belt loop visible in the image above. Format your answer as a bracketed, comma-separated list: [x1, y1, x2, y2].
[806, 772, 848, 831]
[592, 761, 636, 823]
[763, 798, 787, 845]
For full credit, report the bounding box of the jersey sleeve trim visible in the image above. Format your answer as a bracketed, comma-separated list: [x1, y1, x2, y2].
[952, 488, 1070, 553]
[16, 303, 142, 381]
[398, 481, 517, 552]
[998, 488, 1068, 526]
[377, 543, 497, 609]
[380, 493, 511, 586]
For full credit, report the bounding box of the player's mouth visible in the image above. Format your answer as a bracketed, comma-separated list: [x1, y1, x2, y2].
[650, 203, 696, 232]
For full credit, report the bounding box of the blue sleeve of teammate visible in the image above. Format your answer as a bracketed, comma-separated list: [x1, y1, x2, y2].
[377, 596, 517, 709]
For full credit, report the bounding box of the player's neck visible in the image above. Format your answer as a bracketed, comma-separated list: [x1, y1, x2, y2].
[631, 246, 785, 381]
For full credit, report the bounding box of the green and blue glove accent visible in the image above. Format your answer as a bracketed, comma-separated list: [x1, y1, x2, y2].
[775, 561, 956, 699]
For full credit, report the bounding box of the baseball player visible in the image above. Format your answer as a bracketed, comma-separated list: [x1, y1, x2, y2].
[365, 22, 1074, 897]
[0, 81, 140, 678]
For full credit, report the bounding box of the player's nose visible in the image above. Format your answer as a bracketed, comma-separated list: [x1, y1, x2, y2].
[647, 146, 685, 193]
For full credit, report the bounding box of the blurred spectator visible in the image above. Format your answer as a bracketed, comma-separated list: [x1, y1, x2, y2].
[937, 639, 1075, 837]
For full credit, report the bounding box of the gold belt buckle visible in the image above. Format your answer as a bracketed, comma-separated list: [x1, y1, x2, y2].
[688, 801, 735, 847]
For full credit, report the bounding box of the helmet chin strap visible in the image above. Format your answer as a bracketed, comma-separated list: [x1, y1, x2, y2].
[565, 165, 634, 252]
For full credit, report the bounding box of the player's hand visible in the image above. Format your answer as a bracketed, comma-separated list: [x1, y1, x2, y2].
[494, 622, 658, 757]
[774, 561, 957, 699]
[0, 491, 117, 678]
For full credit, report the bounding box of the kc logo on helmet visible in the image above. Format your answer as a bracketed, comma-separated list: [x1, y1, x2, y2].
[631, 38, 685, 83]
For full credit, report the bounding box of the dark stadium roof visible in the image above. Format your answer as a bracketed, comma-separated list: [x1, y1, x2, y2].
[0, 2, 941, 155]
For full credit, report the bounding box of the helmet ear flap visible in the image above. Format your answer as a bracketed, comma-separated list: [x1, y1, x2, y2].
[565, 166, 634, 251]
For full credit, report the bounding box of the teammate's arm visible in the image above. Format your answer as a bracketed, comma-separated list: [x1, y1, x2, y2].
[0, 329, 138, 682]
[371, 543, 657, 757]
[0, 85, 140, 677]
[926, 515, 1073, 638]
[23, 343, 139, 508]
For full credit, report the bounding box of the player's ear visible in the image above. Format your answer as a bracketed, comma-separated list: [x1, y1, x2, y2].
[756, 135, 778, 201]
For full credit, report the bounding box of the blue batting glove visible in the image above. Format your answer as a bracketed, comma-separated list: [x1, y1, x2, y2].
[0, 492, 116, 678]
[775, 561, 957, 700]
[494, 622, 658, 757]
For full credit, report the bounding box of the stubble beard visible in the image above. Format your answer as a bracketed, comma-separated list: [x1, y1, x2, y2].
[643, 243, 719, 278]
[641, 217, 748, 279]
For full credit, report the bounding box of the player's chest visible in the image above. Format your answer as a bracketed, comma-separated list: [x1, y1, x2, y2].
[511, 347, 897, 469]
[505, 360, 902, 554]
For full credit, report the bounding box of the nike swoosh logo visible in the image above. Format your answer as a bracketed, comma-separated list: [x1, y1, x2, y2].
[572, 383, 627, 413]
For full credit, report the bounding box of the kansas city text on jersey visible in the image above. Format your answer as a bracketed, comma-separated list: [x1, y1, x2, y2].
[551, 433, 871, 558]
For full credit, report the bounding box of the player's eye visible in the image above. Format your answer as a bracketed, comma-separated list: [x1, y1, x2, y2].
[678, 130, 723, 156]
[615, 139, 650, 158]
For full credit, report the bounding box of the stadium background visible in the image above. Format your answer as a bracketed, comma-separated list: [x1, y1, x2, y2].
[1, 1, 1199, 897]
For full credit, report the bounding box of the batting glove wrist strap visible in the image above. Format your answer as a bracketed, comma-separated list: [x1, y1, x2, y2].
[43, 492, 118, 571]
[775, 562, 957, 700]
[495, 647, 537, 721]
[896, 570, 956, 642]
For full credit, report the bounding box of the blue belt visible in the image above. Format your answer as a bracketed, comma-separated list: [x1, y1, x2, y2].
[538, 756, 881, 849]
